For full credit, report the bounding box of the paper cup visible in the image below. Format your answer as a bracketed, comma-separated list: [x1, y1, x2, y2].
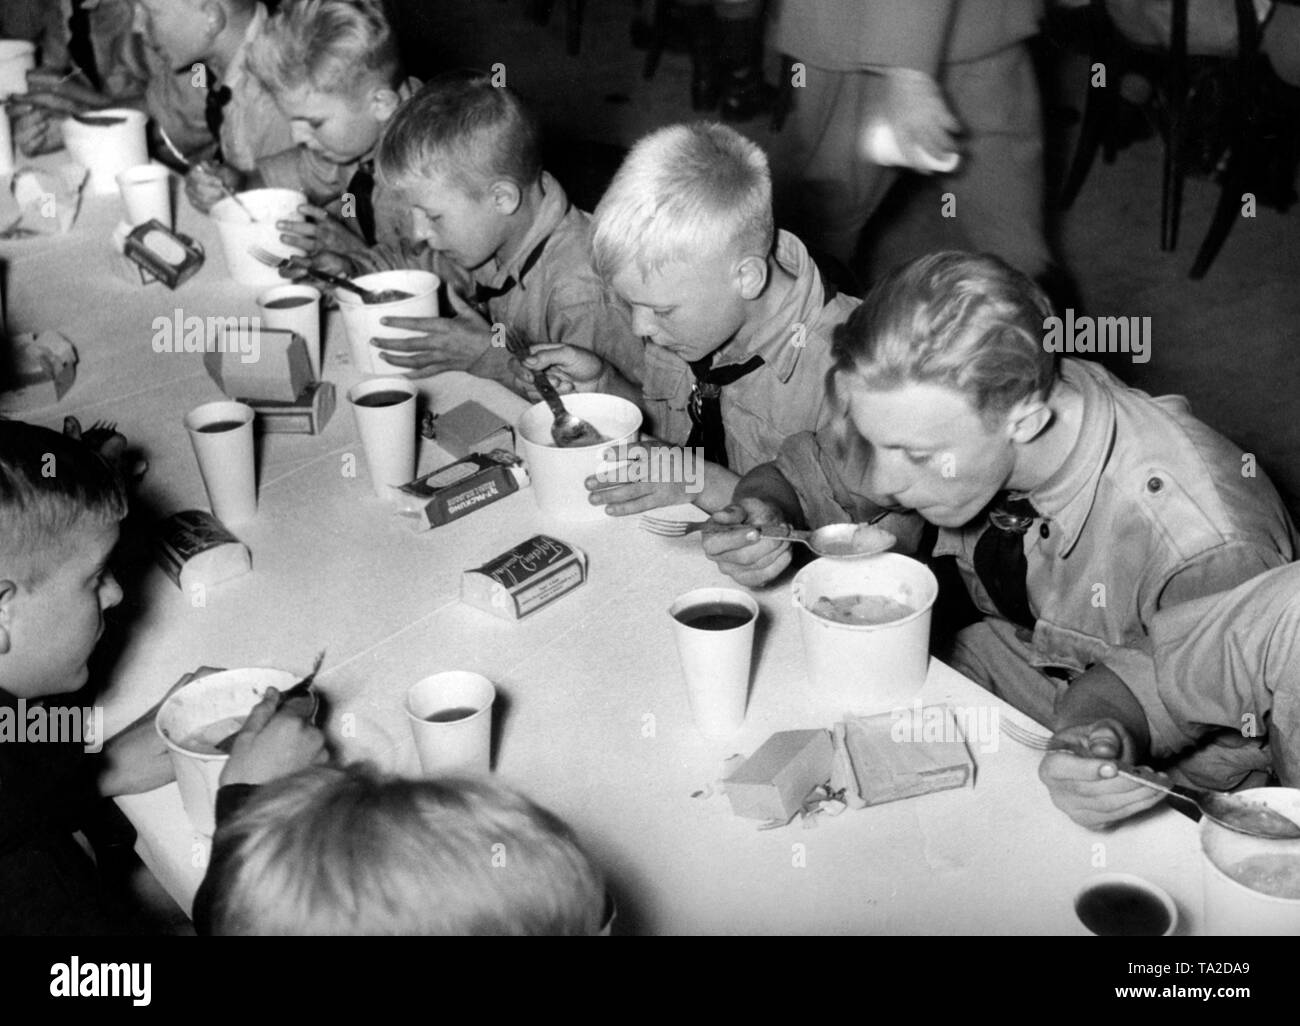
[61, 108, 148, 195]
[258, 284, 322, 377]
[1074, 873, 1178, 936]
[336, 270, 439, 374]
[1201, 787, 1300, 935]
[0, 109, 12, 177]
[211, 188, 307, 286]
[184, 401, 257, 525]
[116, 163, 173, 229]
[516, 393, 642, 521]
[155, 667, 296, 835]
[0, 40, 36, 98]
[405, 671, 495, 775]
[791, 553, 938, 716]
[347, 376, 417, 498]
[669, 587, 758, 739]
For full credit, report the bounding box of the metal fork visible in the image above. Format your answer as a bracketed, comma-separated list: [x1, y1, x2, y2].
[639, 515, 709, 538]
[248, 247, 382, 303]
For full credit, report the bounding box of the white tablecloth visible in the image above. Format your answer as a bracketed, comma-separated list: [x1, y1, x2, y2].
[1, 161, 1207, 935]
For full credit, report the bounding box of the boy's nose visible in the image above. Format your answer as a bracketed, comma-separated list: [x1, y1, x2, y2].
[100, 572, 124, 611]
[290, 122, 314, 146]
[410, 211, 433, 243]
[630, 307, 656, 339]
[865, 449, 912, 502]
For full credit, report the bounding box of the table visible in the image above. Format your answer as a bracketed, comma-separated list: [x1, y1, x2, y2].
[1, 159, 1208, 935]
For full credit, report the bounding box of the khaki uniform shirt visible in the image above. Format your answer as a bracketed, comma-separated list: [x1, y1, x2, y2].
[219, 5, 294, 173]
[638, 230, 856, 475]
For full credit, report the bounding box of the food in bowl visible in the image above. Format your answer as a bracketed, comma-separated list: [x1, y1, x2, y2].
[1226, 853, 1300, 899]
[811, 593, 915, 626]
[177, 715, 248, 755]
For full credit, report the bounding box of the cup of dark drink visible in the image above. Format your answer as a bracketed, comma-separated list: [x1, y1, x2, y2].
[346, 376, 417, 498]
[257, 284, 322, 377]
[183, 400, 257, 524]
[405, 671, 496, 775]
[668, 587, 759, 739]
[1074, 873, 1178, 936]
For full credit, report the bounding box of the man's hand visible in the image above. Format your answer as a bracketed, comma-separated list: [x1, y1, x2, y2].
[875, 68, 960, 169]
[276, 203, 369, 258]
[701, 497, 793, 587]
[219, 689, 328, 787]
[1037, 720, 1166, 830]
[586, 443, 692, 516]
[372, 287, 492, 377]
[514, 342, 606, 397]
[185, 161, 244, 214]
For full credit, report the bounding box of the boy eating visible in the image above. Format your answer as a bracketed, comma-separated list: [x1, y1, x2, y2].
[704, 252, 1295, 787]
[518, 121, 881, 519]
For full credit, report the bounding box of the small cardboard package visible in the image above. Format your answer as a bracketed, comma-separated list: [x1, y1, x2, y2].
[461, 535, 586, 621]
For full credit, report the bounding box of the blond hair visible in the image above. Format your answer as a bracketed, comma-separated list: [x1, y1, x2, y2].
[195, 765, 605, 936]
[247, 0, 401, 97]
[592, 121, 773, 282]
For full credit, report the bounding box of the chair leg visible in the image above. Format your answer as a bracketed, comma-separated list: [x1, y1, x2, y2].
[770, 53, 795, 132]
[1161, 0, 1189, 251]
[1060, 1, 1119, 209]
[643, 0, 672, 80]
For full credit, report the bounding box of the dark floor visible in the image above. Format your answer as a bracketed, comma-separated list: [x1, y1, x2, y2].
[402, 1, 1300, 519]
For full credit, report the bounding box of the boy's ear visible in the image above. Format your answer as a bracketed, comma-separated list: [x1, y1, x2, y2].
[1005, 394, 1052, 444]
[368, 87, 402, 125]
[201, 0, 227, 39]
[0, 579, 16, 655]
[489, 179, 522, 217]
[735, 254, 769, 301]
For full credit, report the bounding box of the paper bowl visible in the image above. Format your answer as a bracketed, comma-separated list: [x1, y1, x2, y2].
[155, 667, 297, 835]
[336, 270, 440, 374]
[516, 393, 642, 521]
[1201, 787, 1300, 935]
[61, 108, 148, 195]
[211, 188, 307, 286]
[791, 553, 937, 715]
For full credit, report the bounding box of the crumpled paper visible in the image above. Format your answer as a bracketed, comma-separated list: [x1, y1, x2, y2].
[0, 330, 78, 411]
[0, 164, 87, 238]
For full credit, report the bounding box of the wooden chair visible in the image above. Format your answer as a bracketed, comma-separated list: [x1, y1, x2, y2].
[528, 0, 587, 57]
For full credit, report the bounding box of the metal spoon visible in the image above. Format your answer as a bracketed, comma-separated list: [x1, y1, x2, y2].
[499, 329, 604, 447]
[213, 650, 325, 754]
[759, 522, 896, 559]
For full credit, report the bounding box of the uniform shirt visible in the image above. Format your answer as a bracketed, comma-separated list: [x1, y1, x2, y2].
[354, 172, 644, 386]
[1129, 561, 1300, 789]
[218, 4, 294, 173]
[778, 358, 1297, 697]
[770, 0, 1044, 72]
[638, 229, 856, 475]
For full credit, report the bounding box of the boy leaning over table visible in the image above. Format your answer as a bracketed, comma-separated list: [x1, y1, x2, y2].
[514, 122, 913, 524]
[1040, 560, 1300, 829]
[703, 251, 1297, 793]
[299, 73, 643, 394]
[241, 0, 419, 253]
[0, 419, 325, 935]
[128, 0, 295, 209]
[193, 764, 608, 935]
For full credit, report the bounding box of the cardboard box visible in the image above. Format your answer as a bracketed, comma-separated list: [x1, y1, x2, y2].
[461, 535, 586, 621]
[842, 706, 973, 806]
[247, 380, 335, 434]
[725, 729, 834, 822]
[394, 450, 528, 530]
[155, 510, 250, 592]
[204, 325, 313, 403]
[426, 400, 514, 457]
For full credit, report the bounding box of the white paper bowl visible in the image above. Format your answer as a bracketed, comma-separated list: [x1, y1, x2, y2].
[211, 188, 307, 285]
[61, 108, 148, 195]
[336, 269, 440, 374]
[1201, 787, 1300, 935]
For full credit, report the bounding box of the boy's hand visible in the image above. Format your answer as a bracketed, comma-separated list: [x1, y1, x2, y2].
[11, 94, 86, 156]
[219, 689, 328, 787]
[586, 443, 692, 516]
[98, 718, 176, 797]
[514, 342, 606, 397]
[373, 287, 491, 377]
[701, 498, 793, 587]
[185, 161, 244, 214]
[1037, 721, 1166, 830]
[276, 203, 369, 258]
[875, 68, 960, 169]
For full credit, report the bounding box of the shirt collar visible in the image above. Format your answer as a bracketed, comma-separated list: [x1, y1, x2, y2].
[1024, 358, 1116, 557]
[474, 171, 569, 293]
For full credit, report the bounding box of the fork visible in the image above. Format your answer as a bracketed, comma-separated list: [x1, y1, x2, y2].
[639, 515, 711, 538]
[248, 247, 382, 303]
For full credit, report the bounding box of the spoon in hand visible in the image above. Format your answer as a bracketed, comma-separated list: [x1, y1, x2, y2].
[213, 650, 325, 754]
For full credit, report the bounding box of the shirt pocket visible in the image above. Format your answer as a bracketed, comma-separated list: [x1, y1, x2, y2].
[1030, 618, 1125, 676]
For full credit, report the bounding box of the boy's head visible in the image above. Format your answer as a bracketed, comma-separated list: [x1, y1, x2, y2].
[248, 0, 404, 165]
[0, 421, 126, 699]
[132, 0, 258, 66]
[198, 765, 606, 935]
[375, 74, 543, 272]
[829, 252, 1058, 528]
[591, 122, 774, 362]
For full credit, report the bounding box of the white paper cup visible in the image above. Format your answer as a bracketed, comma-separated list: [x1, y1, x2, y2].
[1074, 872, 1178, 936]
[258, 284, 322, 377]
[155, 667, 296, 835]
[60, 108, 148, 195]
[669, 587, 758, 739]
[1201, 787, 1300, 935]
[347, 376, 417, 498]
[405, 671, 495, 775]
[0, 109, 12, 177]
[0, 40, 36, 98]
[516, 393, 642, 521]
[211, 188, 307, 286]
[791, 553, 938, 716]
[116, 163, 173, 229]
[336, 270, 439, 374]
[184, 400, 257, 525]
